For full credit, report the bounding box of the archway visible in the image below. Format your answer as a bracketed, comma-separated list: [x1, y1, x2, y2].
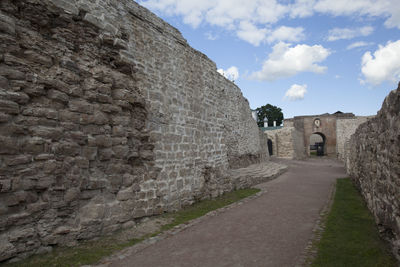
[267, 139, 273, 156]
[309, 132, 326, 156]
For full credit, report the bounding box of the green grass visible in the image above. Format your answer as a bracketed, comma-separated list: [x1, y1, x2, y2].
[160, 188, 260, 232]
[311, 178, 397, 267]
[310, 151, 317, 156]
[6, 188, 260, 267]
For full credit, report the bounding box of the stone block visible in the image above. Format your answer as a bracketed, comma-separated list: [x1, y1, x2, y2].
[0, 112, 11, 122]
[0, 99, 19, 114]
[0, 236, 16, 261]
[51, 0, 79, 15]
[0, 12, 15, 35]
[48, 89, 69, 103]
[116, 188, 133, 201]
[112, 145, 129, 158]
[59, 110, 80, 123]
[5, 155, 32, 166]
[0, 179, 11, 193]
[64, 187, 80, 202]
[51, 141, 80, 156]
[100, 104, 122, 114]
[82, 146, 97, 161]
[0, 136, 18, 154]
[29, 126, 63, 140]
[23, 50, 53, 67]
[0, 65, 24, 80]
[0, 90, 30, 104]
[68, 99, 94, 114]
[79, 203, 105, 225]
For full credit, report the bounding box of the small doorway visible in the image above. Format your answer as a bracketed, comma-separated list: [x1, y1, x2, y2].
[267, 139, 273, 156]
[309, 132, 326, 156]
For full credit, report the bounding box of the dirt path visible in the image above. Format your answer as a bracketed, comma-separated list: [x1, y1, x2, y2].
[99, 158, 347, 267]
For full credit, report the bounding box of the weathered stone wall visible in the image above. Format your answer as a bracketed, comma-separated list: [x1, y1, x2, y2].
[295, 115, 339, 157]
[265, 127, 304, 159]
[0, 0, 268, 261]
[336, 116, 372, 161]
[346, 84, 400, 261]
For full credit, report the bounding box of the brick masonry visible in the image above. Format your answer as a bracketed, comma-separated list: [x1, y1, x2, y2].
[0, 0, 268, 261]
[346, 84, 400, 261]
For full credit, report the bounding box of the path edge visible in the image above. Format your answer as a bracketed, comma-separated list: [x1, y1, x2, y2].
[295, 178, 338, 267]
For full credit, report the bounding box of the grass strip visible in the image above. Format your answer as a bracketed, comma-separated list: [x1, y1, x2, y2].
[6, 188, 260, 267]
[311, 178, 397, 267]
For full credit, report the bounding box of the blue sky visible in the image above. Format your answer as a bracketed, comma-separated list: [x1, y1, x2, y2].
[137, 0, 400, 119]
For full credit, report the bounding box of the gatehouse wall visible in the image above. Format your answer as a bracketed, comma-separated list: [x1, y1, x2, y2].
[0, 0, 268, 261]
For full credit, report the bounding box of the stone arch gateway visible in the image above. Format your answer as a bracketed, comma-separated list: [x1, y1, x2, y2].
[264, 112, 372, 159]
[309, 132, 326, 156]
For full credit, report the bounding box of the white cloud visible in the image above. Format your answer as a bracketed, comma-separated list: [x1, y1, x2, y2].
[327, 26, 374, 41]
[290, 0, 316, 18]
[139, 0, 289, 29]
[218, 66, 240, 81]
[314, 0, 400, 29]
[139, 0, 400, 42]
[236, 23, 305, 46]
[361, 40, 400, 85]
[347, 41, 373, 50]
[251, 42, 331, 81]
[237, 21, 268, 46]
[266, 26, 305, 43]
[205, 32, 218, 40]
[139, 0, 292, 46]
[284, 84, 308, 101]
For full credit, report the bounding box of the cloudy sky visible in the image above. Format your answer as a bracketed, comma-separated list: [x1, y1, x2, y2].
[137, 0, 400, 118]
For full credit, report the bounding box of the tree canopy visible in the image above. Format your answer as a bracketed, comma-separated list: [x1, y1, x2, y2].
[256, 104, 283, 127]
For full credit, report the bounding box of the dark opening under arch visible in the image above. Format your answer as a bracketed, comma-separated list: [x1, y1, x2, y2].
[267, 139, 273, 156]
[309, 132, 326, 156]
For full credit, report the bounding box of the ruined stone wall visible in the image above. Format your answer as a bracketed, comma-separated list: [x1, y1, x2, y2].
[0, 0, 267, 261]
[265, 127, 304, 159]
[346, 85, 400, 260]
[336, 116, 372, 161]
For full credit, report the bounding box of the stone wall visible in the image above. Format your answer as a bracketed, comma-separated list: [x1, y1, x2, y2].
[0, 0, 268, 261]
[346, 84, 400, 260]
[336, 116, 372, 161]
[265, 127, 304, 159]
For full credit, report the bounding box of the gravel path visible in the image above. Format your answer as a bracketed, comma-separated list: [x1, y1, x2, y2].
[98, 158, 346, 267]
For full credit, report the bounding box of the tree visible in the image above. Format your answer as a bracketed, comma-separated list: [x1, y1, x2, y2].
[256, 104, 283, 127]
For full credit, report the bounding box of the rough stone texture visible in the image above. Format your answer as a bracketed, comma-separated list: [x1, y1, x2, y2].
[265, 127, 305, 159]
[336, 116, 373, 161]
[0, 0, 268, 261]
[346, 84, 400, 261]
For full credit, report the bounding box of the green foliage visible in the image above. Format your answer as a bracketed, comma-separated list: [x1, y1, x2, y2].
[6, 188, 260, 267]
[255, 104, 283, 127]
[311, 178, 397, 267]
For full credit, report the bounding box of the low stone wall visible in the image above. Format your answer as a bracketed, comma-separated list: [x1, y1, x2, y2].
[265, 127, 305, 159]
[346, 84, 400, 261]
[0, 0, 268, 261]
